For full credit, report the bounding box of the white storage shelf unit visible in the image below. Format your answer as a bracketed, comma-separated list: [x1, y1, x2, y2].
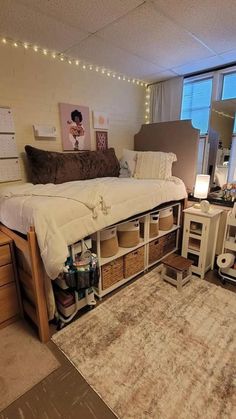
[220, 213, 236, 282]
[93, 202, 182, 298]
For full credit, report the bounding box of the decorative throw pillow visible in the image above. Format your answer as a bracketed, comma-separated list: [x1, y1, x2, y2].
[25, 145, 120, 184]
[25, 145, 58, 184]
[134, 151, 177, 180]
[122, 149, 138, 176]
[119, 159, 132, 178]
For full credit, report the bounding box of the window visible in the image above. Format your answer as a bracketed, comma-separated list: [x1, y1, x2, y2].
[222, 72, 236, 100]
[181, 77, 213, 134]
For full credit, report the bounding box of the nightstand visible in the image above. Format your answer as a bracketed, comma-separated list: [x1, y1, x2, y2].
[0, 231, 22, 328]
[181, 207, 222, 279]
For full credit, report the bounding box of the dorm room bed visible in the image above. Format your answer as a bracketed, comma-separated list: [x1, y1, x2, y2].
[0, 120, 199, 342]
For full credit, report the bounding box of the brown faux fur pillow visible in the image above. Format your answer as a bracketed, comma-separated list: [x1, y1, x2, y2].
[25, 145, 120, 184]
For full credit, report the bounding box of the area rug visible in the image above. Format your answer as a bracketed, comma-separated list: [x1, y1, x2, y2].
[53, 269, 236, 419]
[0, 320, 60, 411]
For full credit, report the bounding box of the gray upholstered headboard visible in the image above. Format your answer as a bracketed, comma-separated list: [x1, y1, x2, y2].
[134, 120, 199, 192]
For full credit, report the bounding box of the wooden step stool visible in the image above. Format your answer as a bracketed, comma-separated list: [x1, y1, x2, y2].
[162, 254, 193, 291]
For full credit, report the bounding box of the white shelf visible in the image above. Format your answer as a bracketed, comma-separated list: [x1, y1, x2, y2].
[100, 239, 145, 266]
[186, 248, 200, 256]
[220, 267, 236, 278]
[189, 229, 202, 237]
[147, 225, 179, 243]
[224, 240, 236, 251]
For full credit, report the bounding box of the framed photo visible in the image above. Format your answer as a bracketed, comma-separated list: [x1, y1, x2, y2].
[59, 103, 91, 151]
[93, 111, 109, 130]
[96, 131, 108, 150]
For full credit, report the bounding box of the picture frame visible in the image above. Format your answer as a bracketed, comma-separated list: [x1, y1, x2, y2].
[59, 103, 91, 151]
[96, 131, 108, 150]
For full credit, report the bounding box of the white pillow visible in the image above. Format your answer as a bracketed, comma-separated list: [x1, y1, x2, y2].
[121, 149, 138, 177]
[134, 151, 177, 180]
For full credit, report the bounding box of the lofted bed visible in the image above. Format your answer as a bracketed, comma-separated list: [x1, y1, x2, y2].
[0, 120, 199, 342]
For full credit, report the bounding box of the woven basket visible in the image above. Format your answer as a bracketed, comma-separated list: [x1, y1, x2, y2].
[124, 246, 145, 278]
[99, 227, 119, 258]
[117, 220, 140, 248]
[140, 214, 159, 238]
[148, 236, 165, 264]
[101, 257, 124, 290]
[162, 231, 177, 256]
[159, 208, 173, 231]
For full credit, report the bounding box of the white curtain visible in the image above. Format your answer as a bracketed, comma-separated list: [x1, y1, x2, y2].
[150, 76, 183, 123]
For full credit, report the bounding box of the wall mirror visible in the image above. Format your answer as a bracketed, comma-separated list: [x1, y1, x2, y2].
[207, 99, 236, 200]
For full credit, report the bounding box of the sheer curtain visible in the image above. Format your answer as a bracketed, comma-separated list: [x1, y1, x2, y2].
[150, 76, 183, 123]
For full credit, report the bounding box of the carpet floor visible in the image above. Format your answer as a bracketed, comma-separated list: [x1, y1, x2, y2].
[53, 269, 236, 419]
[0, 320, 60, 411]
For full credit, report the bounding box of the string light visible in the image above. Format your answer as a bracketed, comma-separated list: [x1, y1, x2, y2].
[0, 36, 146, 87]
[145, 86, 150, 124]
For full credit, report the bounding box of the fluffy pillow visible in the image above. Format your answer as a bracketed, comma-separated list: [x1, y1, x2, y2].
[121, 149, 138, 176]
[134, 151, 177, 180]
[25, 145, 120, 184]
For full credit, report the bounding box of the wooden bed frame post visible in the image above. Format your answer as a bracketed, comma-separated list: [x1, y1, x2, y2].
[0, 224, 50, 343]
[27, 227, 50, 342]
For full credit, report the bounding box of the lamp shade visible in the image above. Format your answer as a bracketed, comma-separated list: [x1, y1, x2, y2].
[194, 174, 210, 199]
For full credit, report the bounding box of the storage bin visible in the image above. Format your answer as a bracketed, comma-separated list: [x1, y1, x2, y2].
[101, 257, 124, 290]
[96, 227, 119, 258]
[117, 220, 140, 248]
[159, 208, 173, 231]
[140, 214, 159, 238]
[163, 231, 177, 256]
[150, 213, 159, 238]
[148, 237, 165, 264]
[124, 246, 145, 278]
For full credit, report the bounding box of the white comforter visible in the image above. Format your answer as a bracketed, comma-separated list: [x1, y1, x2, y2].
[0, 177, 187, 279]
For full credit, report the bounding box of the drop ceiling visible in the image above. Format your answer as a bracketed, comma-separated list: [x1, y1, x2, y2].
[1, 0, 236, 82]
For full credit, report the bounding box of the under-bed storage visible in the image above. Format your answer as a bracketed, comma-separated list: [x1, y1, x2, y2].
[93, 201, 182, 298]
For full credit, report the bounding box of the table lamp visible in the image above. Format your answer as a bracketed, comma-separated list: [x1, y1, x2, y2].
[193, 174, 210, 212]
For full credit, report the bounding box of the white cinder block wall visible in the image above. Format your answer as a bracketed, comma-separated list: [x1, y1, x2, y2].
[0, 44, 145, 183]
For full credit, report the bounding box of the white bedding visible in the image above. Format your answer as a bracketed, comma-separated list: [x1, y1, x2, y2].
[0, 177, 187, 279]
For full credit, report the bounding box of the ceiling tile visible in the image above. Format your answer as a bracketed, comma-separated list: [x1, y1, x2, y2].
[18, 0, 143, 33]
[0, 0, 88, 51]
[145, 70, 178, 83]
[172, 55, 226, 75]
[66, 35, 164, 79]
[98, 2, 213, 68]
[155, 0, 236, 54]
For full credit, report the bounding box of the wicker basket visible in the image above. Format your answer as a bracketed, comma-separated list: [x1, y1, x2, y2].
[148, 236, 165, 264]
[99, 227, 119, 258]
[162, 231, 177, 256]
[101, 257, 124, 290]
[117, 220, 140, 248]
[159, 208, 173, 231]
[124, 246, 145, 278]
[140, 214, 159, 238]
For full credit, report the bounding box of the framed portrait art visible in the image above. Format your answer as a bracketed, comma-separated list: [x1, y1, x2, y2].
[59, 103, 91, 151]
[96, 131, 108, 151]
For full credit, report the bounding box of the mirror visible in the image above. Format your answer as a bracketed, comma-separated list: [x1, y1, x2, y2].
[207, 99, 236, 190]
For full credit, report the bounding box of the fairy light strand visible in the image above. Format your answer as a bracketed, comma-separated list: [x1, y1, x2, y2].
[1, 36, 147, 88]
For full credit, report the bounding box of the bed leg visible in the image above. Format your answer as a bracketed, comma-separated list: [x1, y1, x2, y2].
[28, 228, 50, 343]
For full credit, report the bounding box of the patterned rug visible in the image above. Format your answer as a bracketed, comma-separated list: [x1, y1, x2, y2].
[52, 269, 236, 419]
